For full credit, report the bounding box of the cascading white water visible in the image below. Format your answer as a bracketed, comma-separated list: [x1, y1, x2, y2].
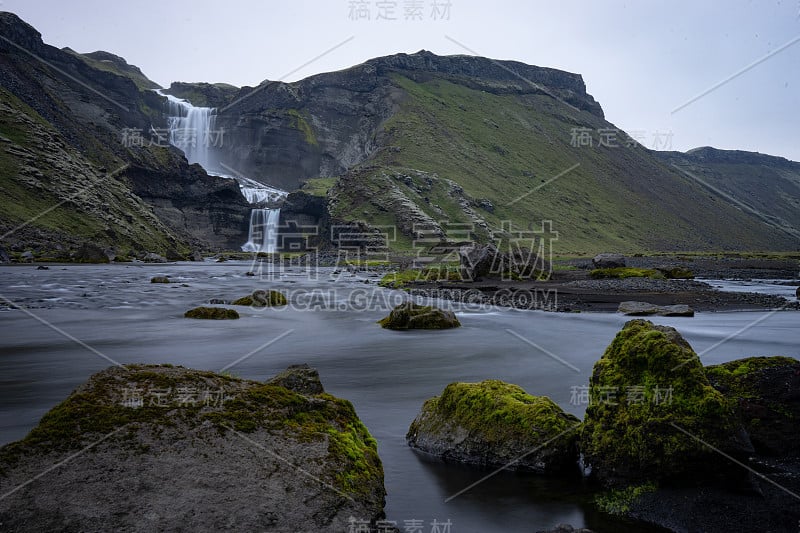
[156, 89, 285, 253]
[241, 208, 281, 253]
[159, 91, 219, 172]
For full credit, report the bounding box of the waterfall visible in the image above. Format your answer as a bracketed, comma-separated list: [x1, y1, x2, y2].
[158, 91, 219, 172]
[156, 89, 286, 253]
[241, 208, 281, 253]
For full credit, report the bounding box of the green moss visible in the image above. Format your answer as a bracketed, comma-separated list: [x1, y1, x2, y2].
[589, 267, 663, 279]
[150, 276, 170, 284]
[378, 267, 462, 289]
[423, 380, 580, 442]
[231, 290, 288, 307]
[595, 481, 657, 515]
[184, 306, 240, 319]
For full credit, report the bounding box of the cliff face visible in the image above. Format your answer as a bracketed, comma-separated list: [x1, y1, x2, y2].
[212, 50, 603, 192]
[0, 12, 251, 255]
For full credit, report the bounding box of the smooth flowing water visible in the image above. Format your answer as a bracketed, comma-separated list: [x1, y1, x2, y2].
[1, 263, 797, 532]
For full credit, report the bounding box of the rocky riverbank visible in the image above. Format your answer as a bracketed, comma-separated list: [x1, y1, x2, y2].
[406, 253, 800, 313]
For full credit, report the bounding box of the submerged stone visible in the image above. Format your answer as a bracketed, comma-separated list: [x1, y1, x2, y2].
[378, 302, 460, 330]
[407, 380, 580, 473]
[150, 276, 170, 284]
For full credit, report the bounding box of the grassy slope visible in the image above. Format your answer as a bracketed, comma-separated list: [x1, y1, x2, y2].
[332, 75, 798, 254]
[0, 87, 182, 255]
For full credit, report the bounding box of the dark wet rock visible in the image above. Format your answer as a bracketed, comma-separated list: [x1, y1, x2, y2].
[458, 243, 548, 281]
[536, 525, 595, 533]
[796, 286, 800, 299]
[706, 356, 800, 456]
[184, 306, 239, 319]
[189, 250, 203, 262]
[231, 290, 288, 307]
[617, 301, 694, 317]
[581, 320, 753, 487]
[0, 247, 11, 263]
[407, 380, 579, 473]
[150, 276, 170, 284]
[378, 302, 460, 330]
[655, 266, 694, 279]
[245, 271, 255, 276]
[0, 364, 387, 532]
[142, 252, 168, 263]
[208, 298, 227, 305]
[267, 364, 324, 395]
[36, 265, 49, 270]
[592, 253, 626, 269]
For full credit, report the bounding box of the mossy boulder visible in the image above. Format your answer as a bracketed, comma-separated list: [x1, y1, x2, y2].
[231, 289, 288, 307]
[706, 356, 800, 456]
[150, 276, 170, 284]
[0, 364, 386, 531]
[581, 319, 752, 487]
[378, 302, 460, 330]
[184, 306, 239, 319]
[407, 380, 580, 473]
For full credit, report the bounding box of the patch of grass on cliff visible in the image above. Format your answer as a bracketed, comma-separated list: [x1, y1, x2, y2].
[589, 267, 662, 279]
[287, 109, 318, 146]
[302, 177, 336, 197]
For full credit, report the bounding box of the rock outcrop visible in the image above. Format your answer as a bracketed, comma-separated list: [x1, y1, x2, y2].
[581, 320, 752, 487]
[459, 243, 549, 281]
[378, 302, 460, 330]
[0, 364, 387, 532]
[407, 380, 580, 473]
[706, 356, 800, 456]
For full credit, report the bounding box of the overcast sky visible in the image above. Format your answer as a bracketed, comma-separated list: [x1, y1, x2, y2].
[5, 0, 800, 160]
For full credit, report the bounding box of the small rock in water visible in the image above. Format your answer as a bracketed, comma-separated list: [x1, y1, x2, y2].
[36, 265, 49, 270]
[184, 306, 239, 319]
[618, 301, 694, 317]
[378, 302, 460, 330]
[150, 276, 170, 284]
[245, 271, 255, 277]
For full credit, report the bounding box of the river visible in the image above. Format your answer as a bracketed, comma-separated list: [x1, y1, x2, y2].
[1, 262, 797, 532]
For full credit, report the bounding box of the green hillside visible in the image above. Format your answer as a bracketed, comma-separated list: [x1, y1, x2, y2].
[329, 74, 799, 253]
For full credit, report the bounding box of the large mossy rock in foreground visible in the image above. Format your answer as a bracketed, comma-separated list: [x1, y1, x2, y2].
[378, 302, 460, 330]
[581, 319, 752, 487]
[706, 356, 800, 456]
[0, 365, 386, 532]
[232, 289, 288, 307]
[407, 380, 580, 473]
